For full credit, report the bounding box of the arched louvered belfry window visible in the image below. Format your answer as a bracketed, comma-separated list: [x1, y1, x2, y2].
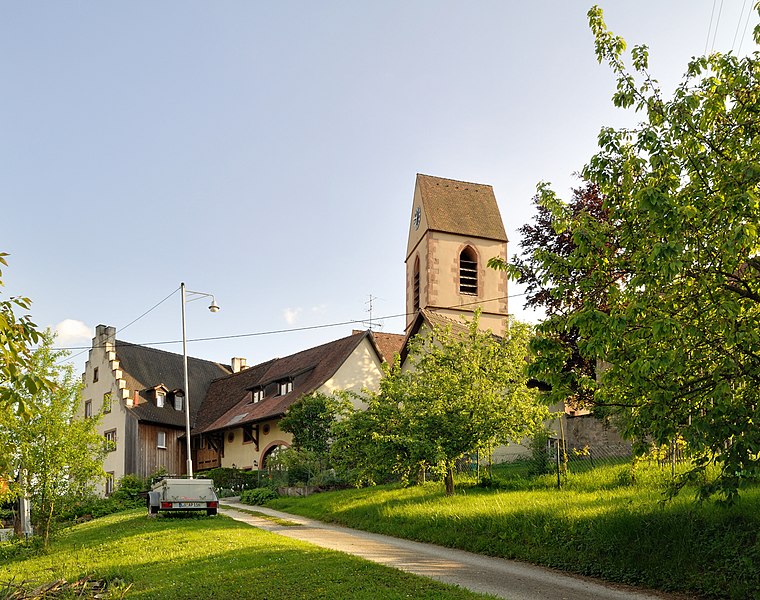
[459, 247, 478, 295]
[413, 256, 420, 311]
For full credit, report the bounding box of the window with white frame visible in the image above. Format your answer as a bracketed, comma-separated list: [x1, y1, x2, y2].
[278, 381, 293, 395]
[251, 388, 264, 403]
[104, 429, 117, 452]
[173, 393, 183, 411]
[84, 400, 93, 419]
[156, 390, 166, 408]
[103, 392, 112, 413]
[157, 431, 166, 449]
[105, 472, 115, 496]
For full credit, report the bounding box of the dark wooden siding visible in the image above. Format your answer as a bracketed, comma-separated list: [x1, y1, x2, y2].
[124, 413, 139, 475]
[195, 434, 221, 471]
[137, 423, 186, 478]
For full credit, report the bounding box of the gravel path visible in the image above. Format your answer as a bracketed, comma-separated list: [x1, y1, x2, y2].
[220, 500, 687, 600]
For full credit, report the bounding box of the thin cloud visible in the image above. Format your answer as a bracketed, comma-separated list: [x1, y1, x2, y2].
[54, 319, 92, 345]
[283, 308, 302, 326]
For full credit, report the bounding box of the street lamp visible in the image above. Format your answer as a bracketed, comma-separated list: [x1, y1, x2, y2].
[181, 282, 219, 478]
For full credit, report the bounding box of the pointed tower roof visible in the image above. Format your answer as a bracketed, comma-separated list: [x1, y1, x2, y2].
[407, 175, 507, 259]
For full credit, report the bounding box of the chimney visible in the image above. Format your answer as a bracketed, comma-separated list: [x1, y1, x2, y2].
[231, 357, 248, 373]
[95, 324, 116, 348]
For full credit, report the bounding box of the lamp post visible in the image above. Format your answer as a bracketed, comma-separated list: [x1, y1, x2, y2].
[181, 282, 220, 478]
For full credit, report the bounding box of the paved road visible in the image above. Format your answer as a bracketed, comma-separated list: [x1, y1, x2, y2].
[220, 501, 685, 600]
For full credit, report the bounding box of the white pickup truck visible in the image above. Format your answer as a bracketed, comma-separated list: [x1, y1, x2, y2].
[147, 478, 219, 516]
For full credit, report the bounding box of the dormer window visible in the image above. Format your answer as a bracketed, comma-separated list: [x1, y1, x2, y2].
[251, 388, 264, 403]
[173, 392, 184, 411]
[156, 390, 166, 408]
[278, 381, 293, 396]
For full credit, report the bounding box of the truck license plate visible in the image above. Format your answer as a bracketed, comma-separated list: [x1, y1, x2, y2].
[175, 502, 205, 508]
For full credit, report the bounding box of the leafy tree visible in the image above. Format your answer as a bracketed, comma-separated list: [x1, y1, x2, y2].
[498, 5, 760, 501]
[0, 253, 50, 417]
[331, 371, 423, 487]
[490, 183, 615, 409]
[279, 391, 352, 454]
[336, 312, 547, 495]
[277, 391, 354, 486]
[0, 333, 107, 544]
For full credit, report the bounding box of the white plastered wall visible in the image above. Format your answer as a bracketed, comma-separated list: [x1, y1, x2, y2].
[220, 337, 384, 469]
[81, 327, 128, 495]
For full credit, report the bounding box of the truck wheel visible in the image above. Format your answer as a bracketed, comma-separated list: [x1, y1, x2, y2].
[149, 504, 159, 515]
[206, 508, 217, 516]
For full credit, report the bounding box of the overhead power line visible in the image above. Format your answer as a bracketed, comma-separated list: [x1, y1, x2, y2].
[51, 291, 527, 352]
[737, 0, 755, 54]
[710, 0, 725, 53]
[705, 0, 718, 55]
[54, 287, 180, 365]
[731, 0, 750, 52]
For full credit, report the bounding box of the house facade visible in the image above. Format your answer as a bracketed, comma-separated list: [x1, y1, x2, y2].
[192, 330, 387, 470]
[79, 325, 231, 494]
[80, 326, 391, 492]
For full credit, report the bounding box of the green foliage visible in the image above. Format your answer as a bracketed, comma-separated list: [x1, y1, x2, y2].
[506, 5, 760, 502]
[197, 467, 259, 492]
[0, 253, 51, 420]
[113, 474, 147, 496]
[279, 391, 353, 454]
[270, 473, 760, 599]
[332, 312, 548, 495]
[529, 427, 553, 476]
[1, 509, 486, 600]
[240, 487, 279, 505]
[266, 448, 317, 486]
[0, 333, 108, 545]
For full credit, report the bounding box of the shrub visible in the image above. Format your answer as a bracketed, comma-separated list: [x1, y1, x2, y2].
[240, 488, 278, 505]
[530, 427, 553, 476]
[198, 467, 260, 492]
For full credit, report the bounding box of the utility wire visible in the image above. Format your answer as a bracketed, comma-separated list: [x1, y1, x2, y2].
[737, 1, 755, 54]
[705, 0, 718, 55]
[118, 287, 179, 335]
[710, 0, 725, 53]
[53, 292, 528, 352]
[53, 287, 180, 364]
[731, 0, 750, 52]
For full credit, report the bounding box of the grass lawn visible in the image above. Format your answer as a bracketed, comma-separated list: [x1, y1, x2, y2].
[0, 509, 493, 599]
[267, 463, 760, 599]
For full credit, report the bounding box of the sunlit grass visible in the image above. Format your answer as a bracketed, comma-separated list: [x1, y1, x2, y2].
[0, 510, 494, 599]
[269, 463, 760, 599]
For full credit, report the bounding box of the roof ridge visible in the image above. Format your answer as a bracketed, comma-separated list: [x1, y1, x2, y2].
[417, 173, 493, 188]
[259, 330, 366, 381]
[258, 330, 366, 368]
[115, 339, 230, 369]
[205, 330, 368, 385]
[208, 357, 279, 384]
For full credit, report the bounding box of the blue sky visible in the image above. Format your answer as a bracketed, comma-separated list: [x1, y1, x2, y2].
[2, 1, 757, 371]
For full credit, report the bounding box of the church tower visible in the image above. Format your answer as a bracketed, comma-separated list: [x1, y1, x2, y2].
[405, 174, 509, 337]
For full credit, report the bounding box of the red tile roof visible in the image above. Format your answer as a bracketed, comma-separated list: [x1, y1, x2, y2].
[195, 331, 375, 434]
[370, 331, 405, 363]
[414, 174, 507, 245]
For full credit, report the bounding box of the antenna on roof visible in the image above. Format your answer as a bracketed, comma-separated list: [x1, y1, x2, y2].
[366, 295, 375, 331]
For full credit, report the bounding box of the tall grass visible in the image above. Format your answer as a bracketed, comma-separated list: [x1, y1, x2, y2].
[269, 462, 760, 599]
